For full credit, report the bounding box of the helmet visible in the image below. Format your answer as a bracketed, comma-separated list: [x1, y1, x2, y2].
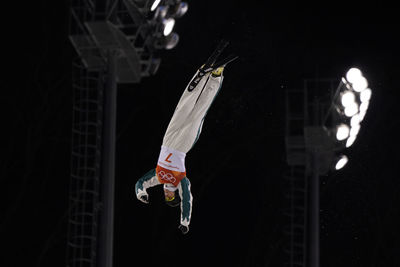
[165, 194, 181, 207]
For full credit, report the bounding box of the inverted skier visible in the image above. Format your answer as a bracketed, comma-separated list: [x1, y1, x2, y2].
[135, 40, 237, 234]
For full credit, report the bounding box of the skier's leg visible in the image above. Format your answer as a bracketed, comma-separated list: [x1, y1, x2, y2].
[186, 72, 224, 148]
[167, 70, 224, 153]
[162, 71, 212, 147]
[191, 72, 224, 122]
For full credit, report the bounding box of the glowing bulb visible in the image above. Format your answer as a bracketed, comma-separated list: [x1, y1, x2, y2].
[163, 18, 175, 36]
[164, 32, 179, 50]
[335, 155, 349, 170]
[336, 124, 350, 141]
[352, 76, 368, 92]
[175, 2, 188, 17]
[344, 102, 359, 117]
[346, 135, 356, 148]
[359, 109, 366, 121]
[350, 114, 361, 127]
[360, 88, 372, 102]
[346, 68, 362, 84]
[341, 91, 356, 107]
[360, 101, 369, 113]
[350, 123, 360, 137]
[151, 0, 161, 11]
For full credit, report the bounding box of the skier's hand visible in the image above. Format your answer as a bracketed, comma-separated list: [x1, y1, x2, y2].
[137, 193, 149, 204]
[178, 224, 189, 235]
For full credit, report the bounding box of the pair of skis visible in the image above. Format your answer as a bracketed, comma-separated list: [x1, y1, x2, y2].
[188, 40, 238, 92]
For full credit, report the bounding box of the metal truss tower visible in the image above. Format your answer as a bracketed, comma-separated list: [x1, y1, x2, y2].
[284, 79, 337, 267]
[66, 1, 184, 266]
[67, 60, 107, 267]
[284, 86, 308, 267]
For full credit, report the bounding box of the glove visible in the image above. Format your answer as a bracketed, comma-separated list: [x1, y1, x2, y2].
[137, 192, 149, 204]
[178, 224, 189, 235]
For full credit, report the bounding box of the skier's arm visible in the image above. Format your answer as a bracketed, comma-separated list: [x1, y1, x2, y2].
[135, 169, 160, 203]
[178, 177, 193, 233]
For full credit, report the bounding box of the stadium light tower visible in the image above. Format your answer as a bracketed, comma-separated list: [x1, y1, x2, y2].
[285, 67, 372, 267]
[308, 67, 372, 267]
[66, 1, 189, 267]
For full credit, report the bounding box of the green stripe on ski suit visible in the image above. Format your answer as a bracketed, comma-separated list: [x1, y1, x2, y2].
[135, 168, 156, 194]
[180, 177, 191, 222]
[190, 77, 224, 150]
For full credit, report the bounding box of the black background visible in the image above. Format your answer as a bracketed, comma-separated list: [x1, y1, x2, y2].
[2, 1, 400, 267]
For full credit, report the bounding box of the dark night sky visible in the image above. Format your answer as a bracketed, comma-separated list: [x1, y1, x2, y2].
[2, 1, 400, 267]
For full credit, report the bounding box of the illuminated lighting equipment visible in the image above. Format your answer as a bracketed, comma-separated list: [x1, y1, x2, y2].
[169, 2, 188, 18]
[344, 102, 359, 117]
[345, 67, 368, 92]
[162, 18, 175, 36]
[285, 69, 374, 267]
[360, 88, 372, 102]
[148, 1, 188, 50]
[322, 67, 373, 167]
[346, 135, 356, 147]
[350, 123, 360, 137]
[352, 76, 368, 92]
[341, 90, 356, 107]
[360, 100, 369, 113]
[350, 114, 361, 126]
[346, 68, 362, 83]
[151, 0, 161, 11]
[164, 32, 179, 49]
[358, 101, 369, 121]
[336, 124, 350, 141]
[154, 5, 168, 19]
[335, 155, 349, 170]
[359, 109, 366, 121]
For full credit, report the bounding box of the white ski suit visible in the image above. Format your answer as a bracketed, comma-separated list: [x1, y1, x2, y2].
[135, 68, 224, 228]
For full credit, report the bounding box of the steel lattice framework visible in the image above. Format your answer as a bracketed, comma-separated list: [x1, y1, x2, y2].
[66, 1, 168, 266]
[284, 79, 338, 267]
[67, 60, 106, 267]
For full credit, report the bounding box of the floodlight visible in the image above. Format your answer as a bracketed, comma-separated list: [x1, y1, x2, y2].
[359, 109, 366, 121]
[346, 135, 356, 148]
[335, 155, 349, 170]
[352, 76, 368, 92]
[162, 18, 175, 36]
[360, 88, 372, 102]
[170, 2, 188, 18]
[336, 124, 350, 141]
[350, 114, 361, 127]
[358, 101, 369, 122]
[344, 102, 359, 117]
[154, 5, 168, 19]
[350, 123, 360, 137]
[346, 68, 362, 84]
[359, 100, 369, 113]
[164, 32, 179, 49]
[151, 0, 162, 11]
[341, 91, 356, 107]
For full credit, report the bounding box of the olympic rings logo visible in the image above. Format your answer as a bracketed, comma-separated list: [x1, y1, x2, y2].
[158, 170, 176, 183]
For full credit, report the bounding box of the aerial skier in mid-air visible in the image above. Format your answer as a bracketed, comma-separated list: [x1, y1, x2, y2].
[135, 40, 237, 234]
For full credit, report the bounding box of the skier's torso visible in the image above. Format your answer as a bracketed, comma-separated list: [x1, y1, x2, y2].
[156, 146, 186, 187]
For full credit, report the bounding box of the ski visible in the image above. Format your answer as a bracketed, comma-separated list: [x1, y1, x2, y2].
[188, 40, 236, 92]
